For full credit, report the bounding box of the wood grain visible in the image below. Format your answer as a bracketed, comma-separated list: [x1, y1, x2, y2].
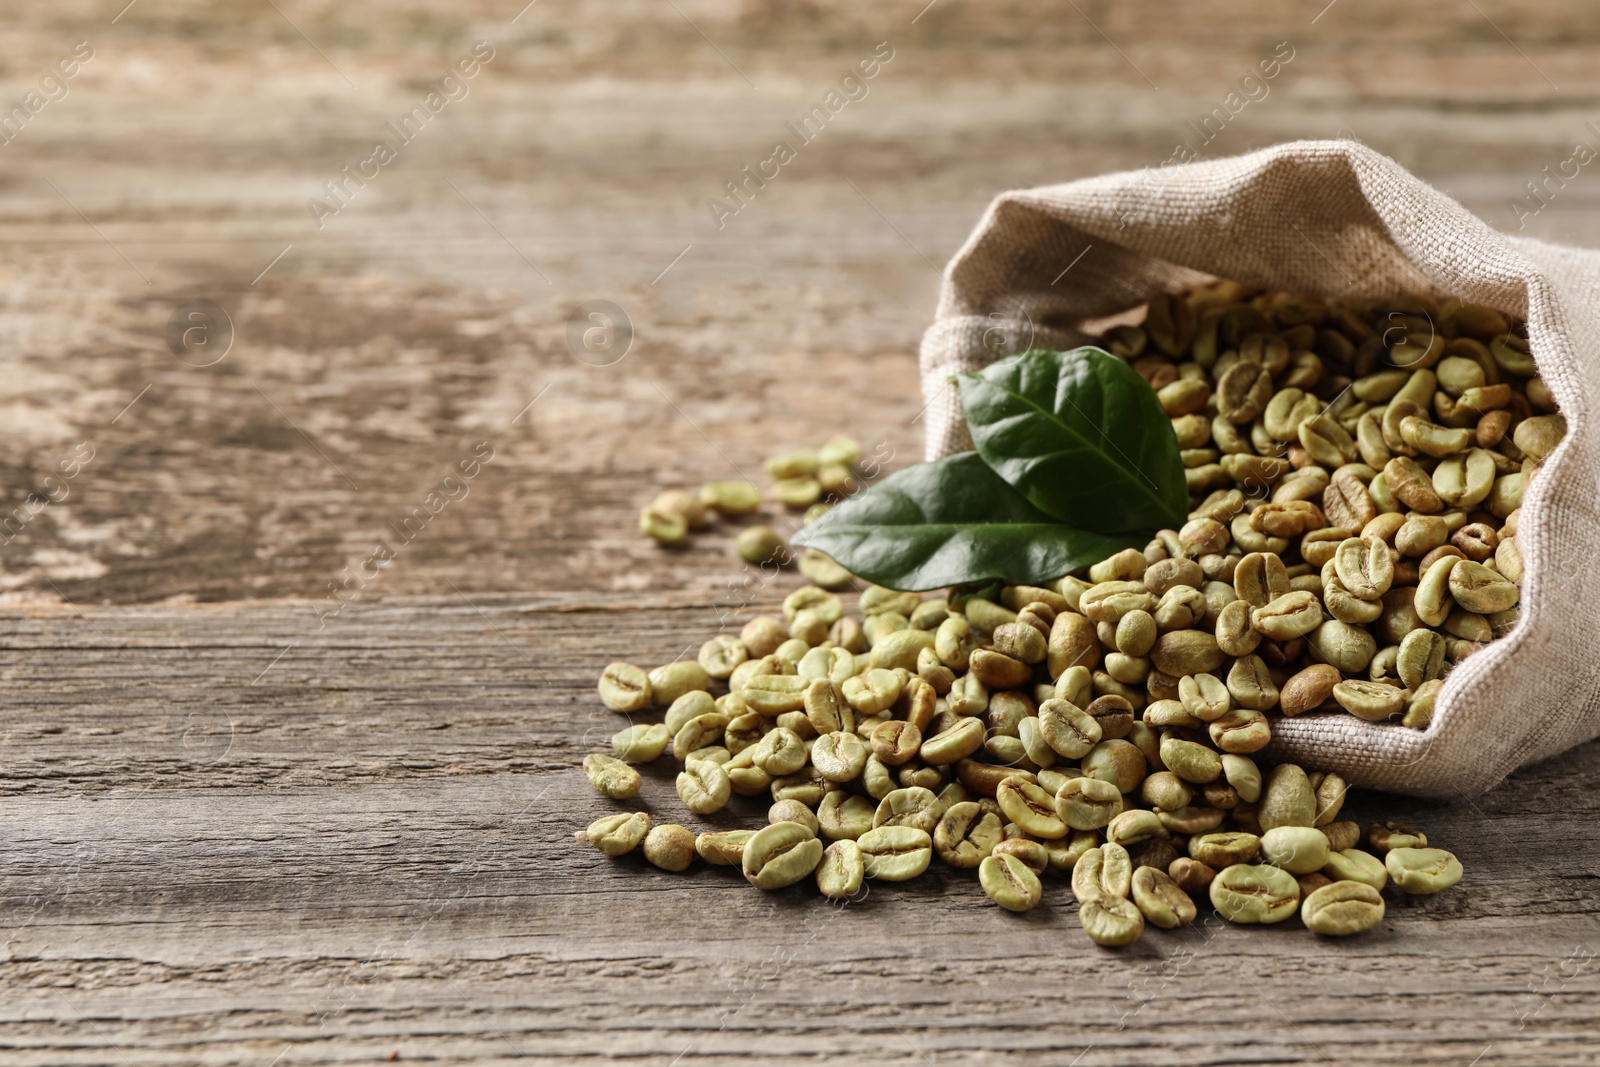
[4, 0, 1600, 1061]
[2, 596, 1598, 1064]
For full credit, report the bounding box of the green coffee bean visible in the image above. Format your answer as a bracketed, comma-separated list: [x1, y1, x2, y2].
[1107, 809, 1168, 848]
[1333, 537, 1394, 601]
[934, 801, 1003, 868]
[1224, 656, 1280, 715]
[1131, 866, 1197, 929]
[861, 754, 895, 800]
[797, 648, 853, 689]
[1258, 764, 1316, 830]
[997, 778, 1069, 840]
[1432, 448, 1496, 508]
[816, 435, 861, 467]
[697, 635, 748, 680]
[1333, 679, 1406, 721]
[798, 549, 853, 589]
[1150, 630, 1224, 676]
[676, 759, 731, 815]
[916, 646, 956, 693]
[1034, 699, 1097, 760]
[640, 504, 688, 543]
[857, 825, 934, 881]
[749, 726, 808, 775]
[1078, 893, 1146, 946]
[1386, 847, 1463, 894]
[816, 840, 865, 899]
[771, 476, 821, 507]
[1169, 856, 1216, 893]
[980, 852, 1043, 912]
[870, 629, 936, 673]
[1369, 820, 1428, 852]
[873, 786, 942, 834]
[725, 749, 773, 796]
[1448, 559, 1519, 614]
[742, 821, 824, 889]
[765, 799, 818, 836]
[1220, 754, 1262, 803]
[1322, 821, 1361, 853]
[1156, 805, 1224, 835]
[933, 615, 975, 671]
[1140, 771, 1194, 812]
[842, 668, 901, 714]
[993, 622, 1048, 665]
[1177, 672, 1231, 722]
[801, 679, 852, 735]
[1083, 695, 1135, 741]
[960, 597, 1017, 635]
[583, 753, 642, 799]
[1046, 829, 1099, 873]
[642, 824, 696, 871]
[812, 730, 869, 782]
[1311, 772, 1348, 827]
[853, 587, 915, 619]
[870, 720, 922, 766]
[661, 691, 713, 736]
[1210, 863, 1300, 924]
[1054, 664, 1093, 709]
[1224, 705, 1285, 760]
[672, 712, 730, 761]
[1160, 735, 1223, 784]
[649, 661, 710, 706]
[1115, 609, 1158, 657]
[1260, 826, 1330, 875]
[920, 716, 986, 766]
[1082, 739, 1147, 794]
[1189, 831, 1262, 867]
[1414, 555, 1460, 627]
[598, 662, 653, 712]
[612, 722, 671, 763]
[817, 791, 876, 841]
[1394, 628, 1445, 690]
[686, 744, 730, 765]
[580, 811, 650, 856]
[781, 587, 840, 626]
[1072, 842, 1133, 901]
[699, 479, 761, 515]
[1323, 848, 1388, 890]
[1053, 776, 1123, 831]
[742, 675, 810, 715]
[735, 525, 787, 565]
[1307, 619, 1377, 673]
[694, 829, 756, 866]
[967, 648, 1029, 689]
[992, 838, 1048, 873]
[1301, 880, 1386, 936]
[1252, 590, 1323, 639]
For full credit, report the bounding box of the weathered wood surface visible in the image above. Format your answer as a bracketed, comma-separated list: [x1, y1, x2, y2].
[2, 596, 1598, 1065]
[4, 0, 1600, 1062]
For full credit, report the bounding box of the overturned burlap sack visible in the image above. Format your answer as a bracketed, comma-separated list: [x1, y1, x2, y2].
[918, 139, 1600, 797]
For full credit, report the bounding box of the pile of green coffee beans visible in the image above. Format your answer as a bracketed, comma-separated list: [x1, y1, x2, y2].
[638, 435, 870, 586]
[574, 281, 1564, 941]
[580, 579, 1465, 941]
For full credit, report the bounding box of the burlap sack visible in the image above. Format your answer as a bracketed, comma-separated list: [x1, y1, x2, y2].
[918, 139, 1600, 798]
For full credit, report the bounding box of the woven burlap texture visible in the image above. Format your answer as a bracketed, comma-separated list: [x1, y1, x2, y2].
[918, 139, 1600, 798]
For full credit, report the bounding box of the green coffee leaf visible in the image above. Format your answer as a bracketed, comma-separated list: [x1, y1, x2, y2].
[958, 347, 1187, 533]
[791, 452, 1141, 592]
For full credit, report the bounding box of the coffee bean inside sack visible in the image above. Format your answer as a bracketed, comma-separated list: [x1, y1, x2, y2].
[577, 282, 1556, 944]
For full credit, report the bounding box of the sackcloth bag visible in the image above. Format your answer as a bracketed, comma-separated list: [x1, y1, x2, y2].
[916, 139, 1600, 797]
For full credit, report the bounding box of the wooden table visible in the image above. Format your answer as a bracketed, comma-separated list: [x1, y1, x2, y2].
[3, 1, 1598, 1062]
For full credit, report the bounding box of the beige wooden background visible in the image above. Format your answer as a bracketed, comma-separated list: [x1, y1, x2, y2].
[1, 1, 1597, 1063]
